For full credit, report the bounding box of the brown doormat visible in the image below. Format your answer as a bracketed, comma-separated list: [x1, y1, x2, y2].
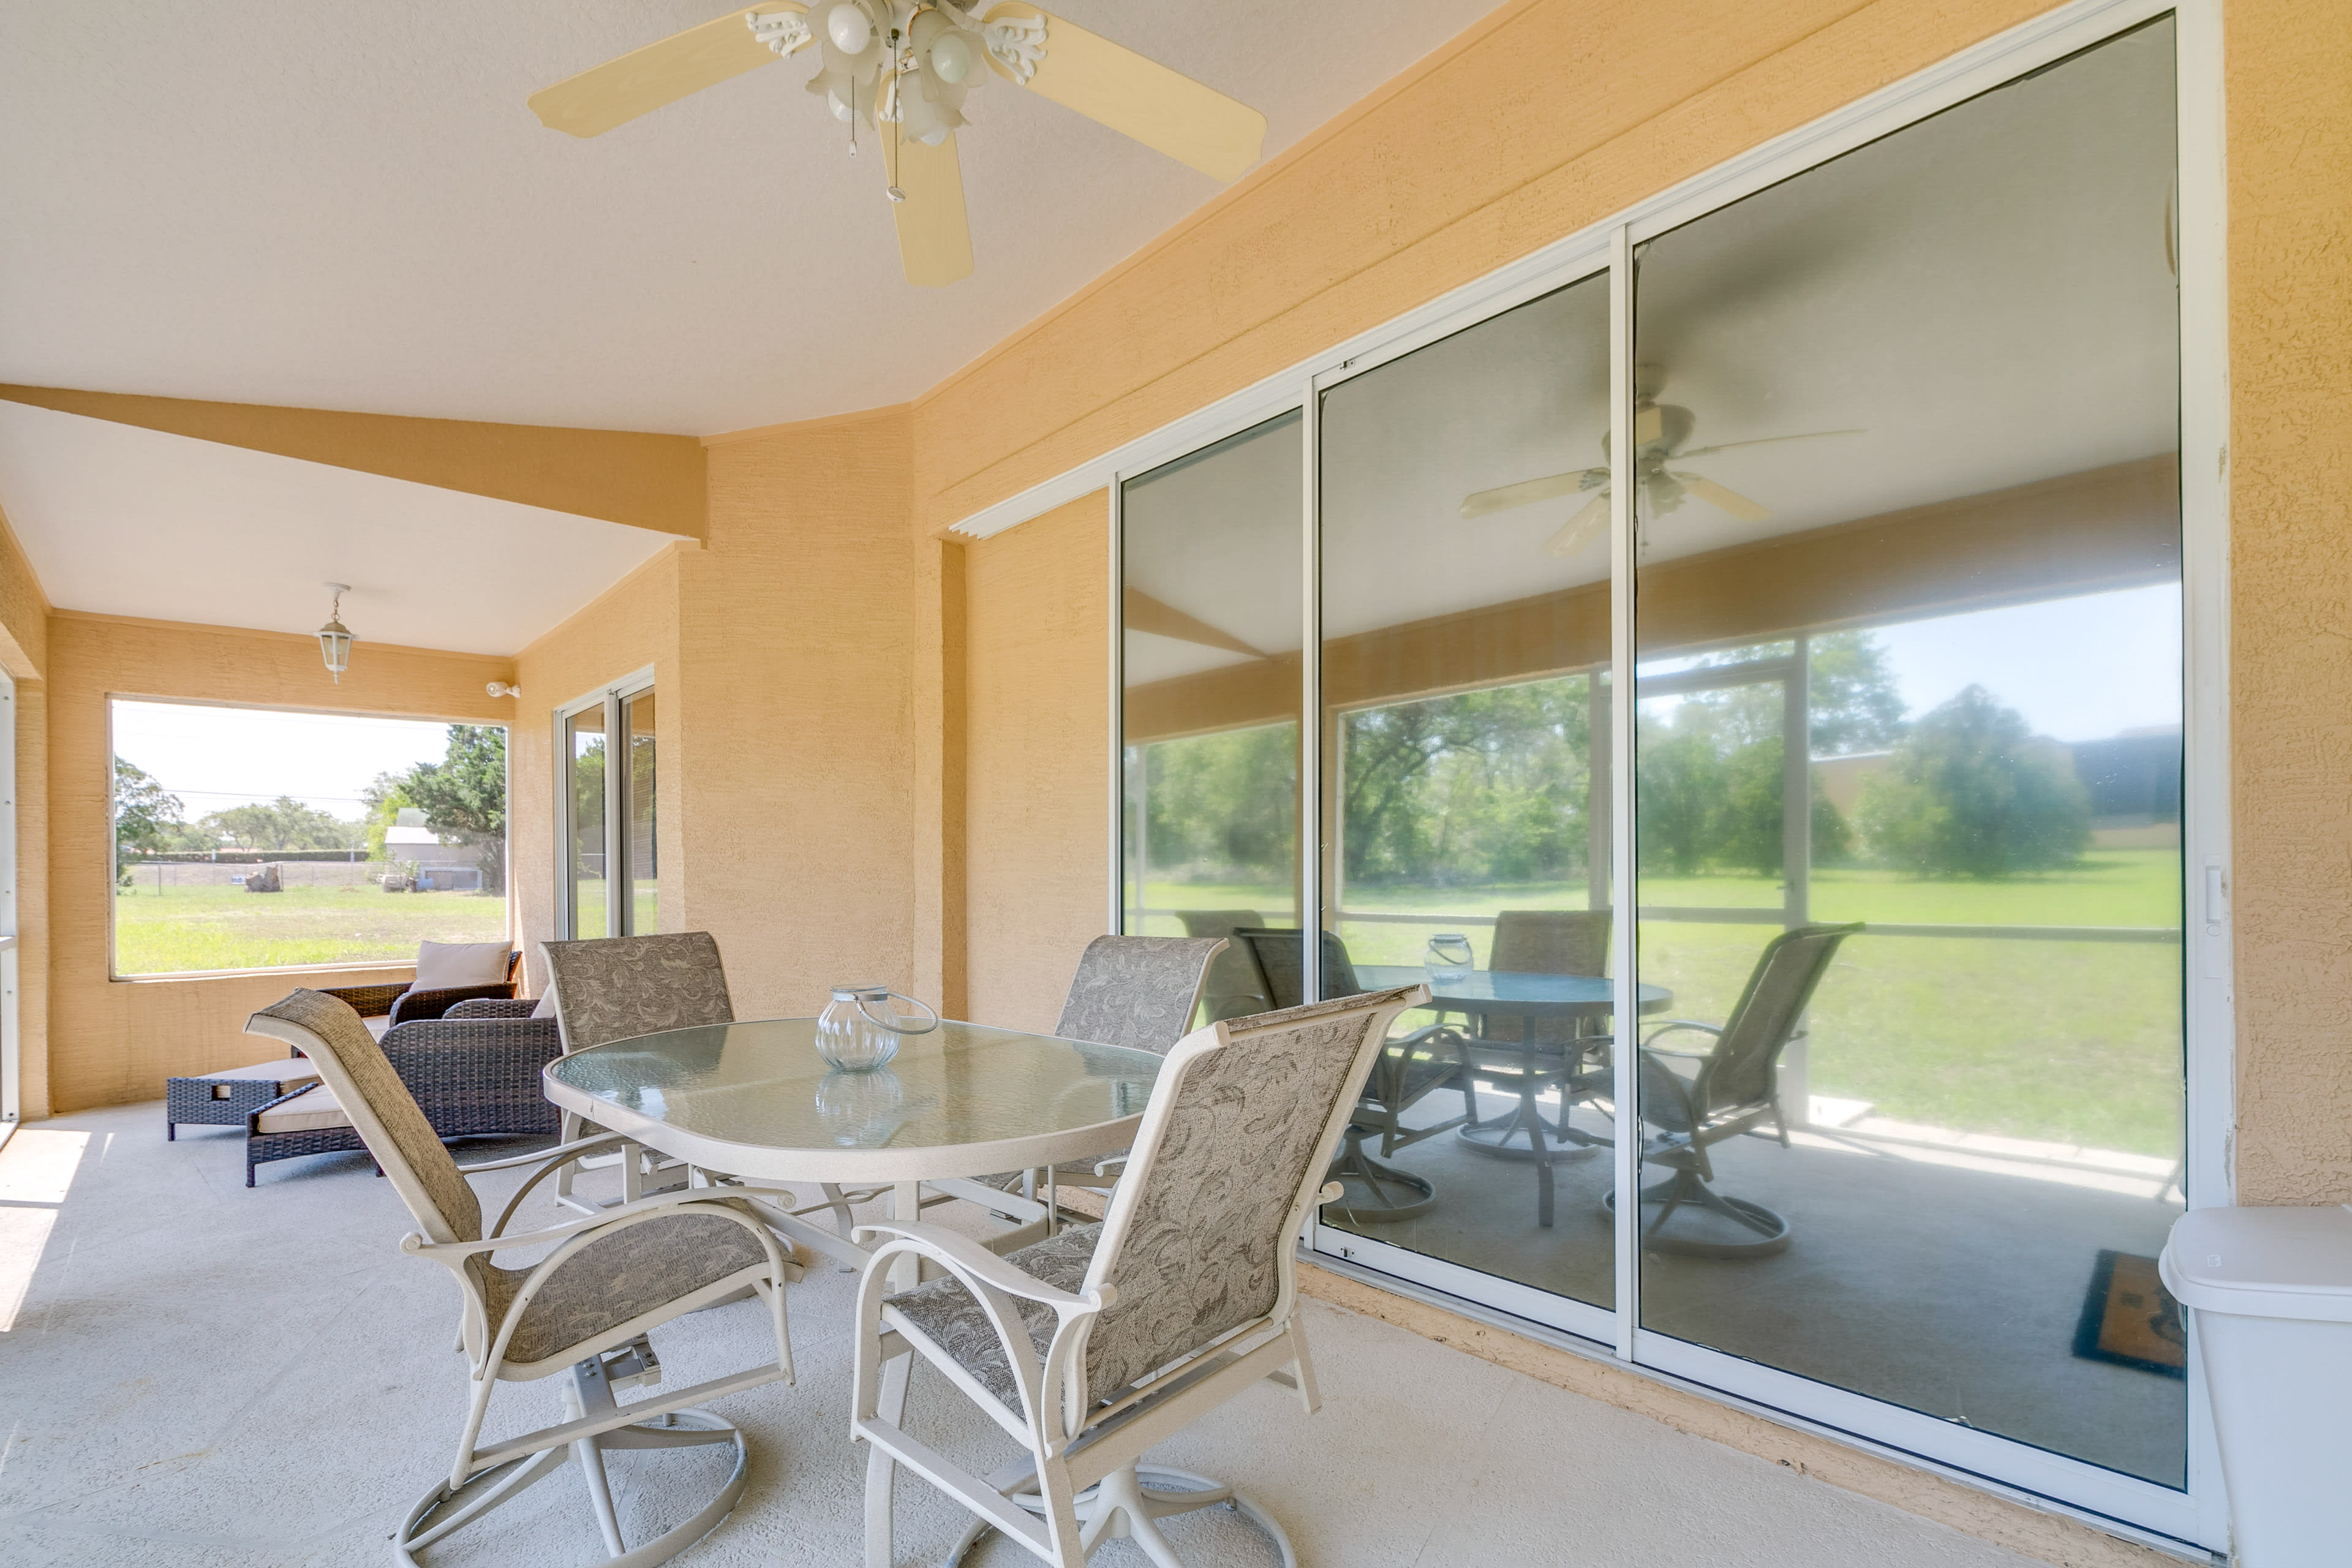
[2073, 1250, 2186, 1378]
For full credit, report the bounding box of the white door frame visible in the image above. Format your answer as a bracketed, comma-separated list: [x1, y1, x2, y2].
[553, 667, 656, 941]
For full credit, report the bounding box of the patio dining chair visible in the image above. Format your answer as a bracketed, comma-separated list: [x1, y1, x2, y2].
[1234, 927, 1468, 1221]
[540, 932, 735, 1213]
[851, 982, 1428, 1568]
[974, 934, 1227, 1227]
[1605, 922, 1862, 1257]
[244, 990, 796, 1567]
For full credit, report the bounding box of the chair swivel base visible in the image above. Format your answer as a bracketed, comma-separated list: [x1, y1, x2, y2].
[944, 1464, 1297, 1568]
[397, 1354, 750, 1567]
[1322, 1128, 1437, 1223]
[1604, 1172, 1791, 1259]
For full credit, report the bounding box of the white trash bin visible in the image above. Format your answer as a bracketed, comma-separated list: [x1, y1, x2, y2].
[2161, 1205, 2352, 1567]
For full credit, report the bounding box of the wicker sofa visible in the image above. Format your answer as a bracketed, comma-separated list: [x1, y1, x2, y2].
[317, 949, 524, 1038]
[244, 997, 560, 1185]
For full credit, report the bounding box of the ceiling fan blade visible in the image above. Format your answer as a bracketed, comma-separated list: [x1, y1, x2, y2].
[1673, 428, 1863, 461]
[529, 6, 807, 138]
[881, 123, 974, 287]
[980, 3, 1266, 182]
[1671, 472, 1772, 522]
[1460, 469, 1605, 521]
[1543, 489, 1614, 557]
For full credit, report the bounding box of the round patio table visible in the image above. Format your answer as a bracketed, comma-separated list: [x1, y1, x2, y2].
[542, 1015, 1163, 1191]
[1353, 967, 1670, 1168]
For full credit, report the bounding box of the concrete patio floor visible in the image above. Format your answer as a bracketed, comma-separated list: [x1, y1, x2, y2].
[2, 1101, 2046, 1567]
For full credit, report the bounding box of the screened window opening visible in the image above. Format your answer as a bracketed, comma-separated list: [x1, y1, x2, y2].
[110, 700, 509, 976]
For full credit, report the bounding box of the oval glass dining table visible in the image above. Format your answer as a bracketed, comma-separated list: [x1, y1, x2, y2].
[543, 1016, 1164, 1271]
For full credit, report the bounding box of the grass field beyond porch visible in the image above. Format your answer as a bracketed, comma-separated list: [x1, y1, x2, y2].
[1133, 851, 2184, 1155]
[113, 882, 510, 976]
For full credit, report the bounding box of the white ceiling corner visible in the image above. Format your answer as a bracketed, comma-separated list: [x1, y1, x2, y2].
[0, 404, 676, 656]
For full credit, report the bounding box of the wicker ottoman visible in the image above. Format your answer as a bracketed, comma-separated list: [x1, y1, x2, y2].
[165, 1058, 322, 1140]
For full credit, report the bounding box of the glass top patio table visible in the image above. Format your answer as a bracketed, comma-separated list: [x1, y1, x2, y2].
[1352, 966, 1672, 1019]
[541, 1017, 1164, 1186]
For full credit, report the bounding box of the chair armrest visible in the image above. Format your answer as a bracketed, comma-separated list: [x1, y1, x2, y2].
[1640, 1020, 1722, 1050]
[390, 981, 518, 1025]
[854, 1219, 1111, 1313]
[317, 981, 409, 1018]
[448, 997, 538, 1020]
[413, 1183, 802, 1261]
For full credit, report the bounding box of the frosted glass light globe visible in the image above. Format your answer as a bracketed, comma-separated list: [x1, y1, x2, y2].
[826, 3, 873, 53]
[928, 30, 974, 83]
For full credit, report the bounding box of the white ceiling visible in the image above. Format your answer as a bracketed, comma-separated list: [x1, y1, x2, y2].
[0, 0, 1501, 435]
[1125, 18, 2181, 684]
[0, 404, 675, 655]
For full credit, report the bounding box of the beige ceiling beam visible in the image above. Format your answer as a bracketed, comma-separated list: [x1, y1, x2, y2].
[0, 385, 706, 541]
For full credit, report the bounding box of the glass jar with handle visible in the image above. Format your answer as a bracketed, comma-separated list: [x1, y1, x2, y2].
[1424, 933, 1474, 986]
[815, 984, 940, 1072]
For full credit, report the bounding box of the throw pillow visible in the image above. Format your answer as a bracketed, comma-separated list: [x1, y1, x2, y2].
[412, 940, 512, 993]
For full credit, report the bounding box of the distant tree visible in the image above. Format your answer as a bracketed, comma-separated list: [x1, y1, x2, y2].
[1676, 631, 1910, 756]
[1715, 737, 1853, 876]
[200, 796, 362, 853]
[1854, 685, 2089, 877]
[1635, 724, 1725, 877]
[404, 726, 508, 892]
[360, 770, 413, 862]
[114, 758, 187, 859]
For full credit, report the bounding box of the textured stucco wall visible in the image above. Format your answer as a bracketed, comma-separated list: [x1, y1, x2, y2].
[960, 493, 1110, 1035]
[2225, 0, 2352, 1204]
[0, 508, 50, 1119]
[45, 612, 512, 1112]
[680, 410, 920, 1020]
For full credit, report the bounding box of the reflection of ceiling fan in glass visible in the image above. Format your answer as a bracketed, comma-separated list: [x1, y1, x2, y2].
[1459, 366, 1860, 557]
[527, 3, 1267, 288]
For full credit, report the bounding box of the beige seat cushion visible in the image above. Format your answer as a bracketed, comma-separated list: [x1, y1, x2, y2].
[412, 940, 513, 992]
[478, 1205, 772, 1367]
[197, 1059, 322, 1085]
[888, 1223, 1102, 1411]
[253, 1082, 352, 1134]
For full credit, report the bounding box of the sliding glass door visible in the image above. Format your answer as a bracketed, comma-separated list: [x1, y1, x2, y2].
[1630, 15, 2184, 1490]
[558, 673, 658, 939]
[1112, 4, 2210, 1544]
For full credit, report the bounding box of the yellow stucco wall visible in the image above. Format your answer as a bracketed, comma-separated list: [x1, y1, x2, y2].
[2224, 0, 2352, 1204]
[961, 493, 1110, 1035]
[0, 510, 50, 1120]
[44, 613, 513, 1112]
[678, 409, 922, 1020]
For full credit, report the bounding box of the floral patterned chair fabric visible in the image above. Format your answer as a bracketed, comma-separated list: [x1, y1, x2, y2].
[243, 988, 793, 1566]
[853, 983, 1428, 1568]
[538, 932, 734, 1052]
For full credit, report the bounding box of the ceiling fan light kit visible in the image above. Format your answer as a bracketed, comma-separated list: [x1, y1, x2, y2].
[527, 2, 1265, 287]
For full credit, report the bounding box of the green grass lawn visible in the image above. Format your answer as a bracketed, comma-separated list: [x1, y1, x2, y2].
[113, 883, 510, 975]
[1134, 850, 2185, 1156]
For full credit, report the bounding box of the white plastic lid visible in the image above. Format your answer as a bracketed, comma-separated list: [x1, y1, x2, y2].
[2160, 1206, 2352, 1322]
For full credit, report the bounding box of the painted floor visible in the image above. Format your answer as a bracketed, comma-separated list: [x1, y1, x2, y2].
[1, 1101, 2042, 1567]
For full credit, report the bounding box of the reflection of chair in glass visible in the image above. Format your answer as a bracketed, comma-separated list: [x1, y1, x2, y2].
[1608, 922, 1861, 1257]
[1457, 910, 1612, 1227]
[1234, 927, 1466, 1221]
[853, 984, 1425, 1568]
[1175, 908, 1276, 1020]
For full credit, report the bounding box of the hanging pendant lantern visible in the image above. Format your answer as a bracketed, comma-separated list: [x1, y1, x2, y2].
[317, 582, 354, 684]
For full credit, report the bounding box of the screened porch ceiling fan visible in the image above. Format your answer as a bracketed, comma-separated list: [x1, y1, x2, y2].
[527, 2, 1268, 287]
[1459, 367, 1861, 557]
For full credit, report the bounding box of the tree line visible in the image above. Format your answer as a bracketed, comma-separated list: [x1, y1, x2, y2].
[1131, 631, 2092, 887]
[114, 725, 510, 891]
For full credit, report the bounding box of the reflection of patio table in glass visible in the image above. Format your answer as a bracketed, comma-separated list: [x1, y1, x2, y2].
[1354, 967, 1672, 1167]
